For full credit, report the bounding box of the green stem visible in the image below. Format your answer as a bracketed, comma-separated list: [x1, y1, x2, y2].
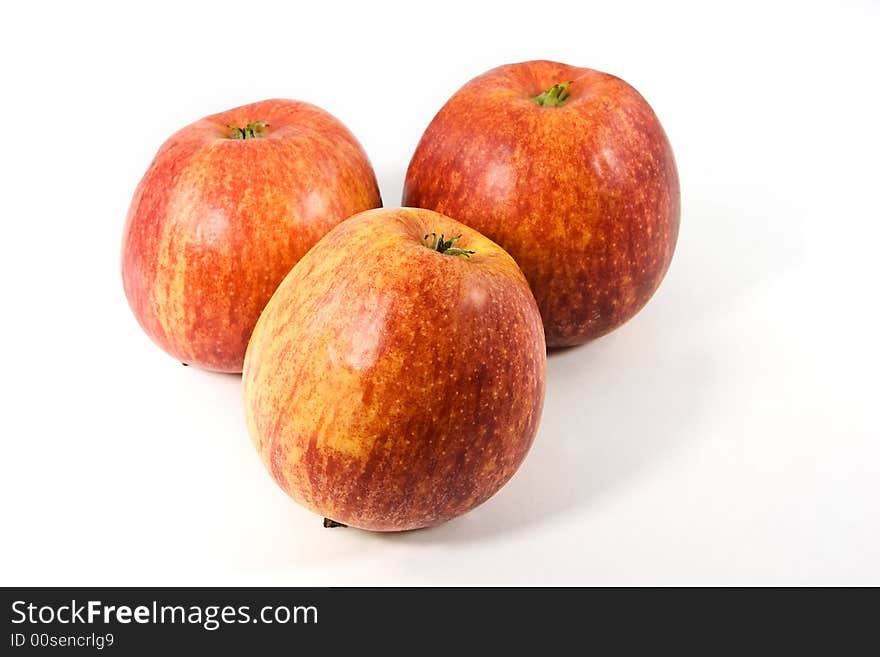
[423, 232, 475, 258]
[227, 120, 269, 139]
[532, 81, 572, 107]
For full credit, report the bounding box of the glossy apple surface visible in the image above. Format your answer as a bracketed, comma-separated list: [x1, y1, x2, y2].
[403, 60, 679, 347]
[243, 207, 546, 531]
[122, 99, 381, 372]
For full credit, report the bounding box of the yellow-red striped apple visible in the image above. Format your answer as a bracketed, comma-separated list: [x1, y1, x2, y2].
[403, 60, 679, 347]
[122, 99, 381, 372]
[243, 207, 546, 531]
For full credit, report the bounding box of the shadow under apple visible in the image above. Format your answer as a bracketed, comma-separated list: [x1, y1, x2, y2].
[372, 332, 715, 544]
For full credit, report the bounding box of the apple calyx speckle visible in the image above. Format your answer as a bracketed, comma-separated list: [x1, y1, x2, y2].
[227, 120, 269, 139]
[423, 232, 475, 258]
[532, 81, 572, 107]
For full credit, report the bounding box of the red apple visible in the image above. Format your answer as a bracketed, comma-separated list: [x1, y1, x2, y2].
[403, 60, 680, 347]
[122, 99, 381, 372]
[243, 207, 546, 531]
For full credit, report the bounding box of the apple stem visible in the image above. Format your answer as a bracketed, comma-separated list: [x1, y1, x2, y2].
[423, 232, 475, 258]
[323, 518, 347, 528]
[227, 121, 269, 139]
[532, 81, 573, 107]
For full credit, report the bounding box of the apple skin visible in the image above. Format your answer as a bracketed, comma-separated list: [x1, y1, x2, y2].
[403, 61, 680, 347]
[122, 99, 381, 372]
[243, 207, 546, 531]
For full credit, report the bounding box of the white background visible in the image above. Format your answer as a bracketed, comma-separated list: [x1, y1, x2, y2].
[1, 0, 877, 586]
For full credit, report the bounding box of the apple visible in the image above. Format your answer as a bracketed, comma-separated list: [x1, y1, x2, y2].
[403, 60, 680, 347]
[122, 98, 381, 372]
[243, 207, 546, 531]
